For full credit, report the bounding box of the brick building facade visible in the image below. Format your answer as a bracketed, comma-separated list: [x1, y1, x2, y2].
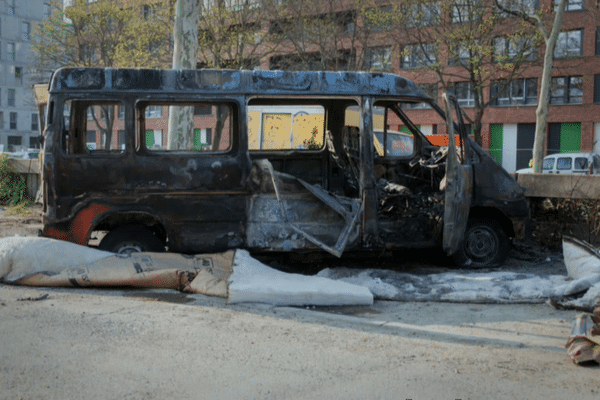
[67, 0, 600, 173]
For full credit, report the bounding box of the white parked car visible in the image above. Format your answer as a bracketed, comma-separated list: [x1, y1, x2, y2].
[7, 149, 41, 160]
[516, 152, 600, 175]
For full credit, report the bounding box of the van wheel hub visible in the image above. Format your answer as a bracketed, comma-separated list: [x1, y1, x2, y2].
[465, 228, 496, 258]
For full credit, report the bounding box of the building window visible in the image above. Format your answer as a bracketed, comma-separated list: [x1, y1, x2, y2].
[194, 128, 212, 149]
[79, 44, 97, 63]
[85, 131, 97, 150]
[550, 76, 583, 105]
[194, 105, 212, 116]
[145, 129, 163, 150]
[6, 0, 14, 15]
[0, 112, 4, 129]
[31, 113, 39, 131]
[366, 46, 392, 71]
[555, 0, 584, 11]
[7, 43, 15, 61]
[596, 27, 600, 56]
[336, 11, 356, 35]
[449, 82, 476, 108]
[14, 67, 22, 85]
[404, 2, 440, 28]
[449, 41, 481, 66]
[497, 0, 538, 17]
[22, 22, 30, 41]
[8, 136, 21, 152]
[8, 89, 15, 107]
[30, 136, 41, 149]
[402, 43, 437, 69]
[224, 0, 261, 11]
[202, 0, 215, 12]
[142, 5, 152, 19]
[554, 29, 583, 58]
[9, 112, 17, 130]
[451, 0, 482, 23]
[494, 36, 537, 62]
[403, 84, 438, 109]
[118, 131, 126, 150]
[594, 74, 600, 104]
[365, 6, 393, 33]
[491, 78, 537, 106]
[145, 105, 163, 118]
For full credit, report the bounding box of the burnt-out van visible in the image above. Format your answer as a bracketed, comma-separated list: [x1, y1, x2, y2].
[39, 68, 530, 267]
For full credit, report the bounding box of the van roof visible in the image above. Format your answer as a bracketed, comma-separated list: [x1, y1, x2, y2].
[49, 68, 430, 99]
[545, 152, 598, 159]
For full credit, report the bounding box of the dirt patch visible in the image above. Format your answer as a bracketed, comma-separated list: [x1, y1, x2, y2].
[0, 203, 43, 238]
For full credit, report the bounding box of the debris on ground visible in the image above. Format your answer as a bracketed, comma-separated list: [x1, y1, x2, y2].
[16, 293, 49, 302]
[549, 236, 600, 311]
[566, 308, 600, 365]
[0, 236, 373, 307]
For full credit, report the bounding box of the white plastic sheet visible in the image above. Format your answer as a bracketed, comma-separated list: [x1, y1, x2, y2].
[0, 237, 373, 306]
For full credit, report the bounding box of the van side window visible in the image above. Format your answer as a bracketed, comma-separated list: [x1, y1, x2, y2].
[61, 100, 125, 155]
[543, 158, 554, 171]
[557, 157, 572, 170]
[137, 102, 232, 152]
[247, 105, 325, 150]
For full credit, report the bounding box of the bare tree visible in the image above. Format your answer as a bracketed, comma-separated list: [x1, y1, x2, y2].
[167, 0, 201, 151]
[494, 0, 567, 173]
[372, 0, 542, 145]
[32, 0, 175, 150]
[262, 0, 374, 71]
[196, 0, 278, 69]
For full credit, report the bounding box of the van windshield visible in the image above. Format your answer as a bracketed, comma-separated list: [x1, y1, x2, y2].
[373, 131, 413, 157]
[574, 157, 588, 170]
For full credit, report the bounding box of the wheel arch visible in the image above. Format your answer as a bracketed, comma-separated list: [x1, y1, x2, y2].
[91, 210, 168, 245]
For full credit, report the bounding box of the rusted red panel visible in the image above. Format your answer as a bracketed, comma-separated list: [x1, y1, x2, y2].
[43, 203, 112, 245]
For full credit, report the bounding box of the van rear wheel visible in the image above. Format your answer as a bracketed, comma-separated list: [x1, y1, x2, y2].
[98, 225, 165, 254]
[452, 220, 509, 268]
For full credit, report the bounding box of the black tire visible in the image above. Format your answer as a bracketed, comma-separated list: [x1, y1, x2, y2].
[98, 225, 164, 254]
[452, 219, 509, 268]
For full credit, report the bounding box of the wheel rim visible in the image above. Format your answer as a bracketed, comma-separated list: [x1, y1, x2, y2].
[464, 227, 497, 259]
[115, 243, 144, 254]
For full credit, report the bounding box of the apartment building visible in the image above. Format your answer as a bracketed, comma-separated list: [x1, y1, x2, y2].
[0, 0, 51, 152]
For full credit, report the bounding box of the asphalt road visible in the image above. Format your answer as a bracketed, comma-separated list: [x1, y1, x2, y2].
[1, 283, 599, 400]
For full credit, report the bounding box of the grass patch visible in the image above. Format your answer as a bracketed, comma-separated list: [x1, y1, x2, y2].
[7, 201, 34, 216]
[0, 154, 32, 206]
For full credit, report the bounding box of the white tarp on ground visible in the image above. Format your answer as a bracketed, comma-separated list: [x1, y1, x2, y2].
[316, 236, 600, 309]
[0, 237, 373, 307]
[4, 236, 600, 308]
[555, 236, 600, 309]
[318, 268, 569, 303]
[228, 250, 373, 305]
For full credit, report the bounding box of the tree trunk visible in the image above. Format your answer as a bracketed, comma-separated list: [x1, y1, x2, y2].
[167, 0, 201, 151]
[532, 0, 567, 173]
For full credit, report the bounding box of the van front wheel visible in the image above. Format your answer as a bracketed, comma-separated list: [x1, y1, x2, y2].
[452, 220, 509, 268]
[98, 225, 165, 254]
